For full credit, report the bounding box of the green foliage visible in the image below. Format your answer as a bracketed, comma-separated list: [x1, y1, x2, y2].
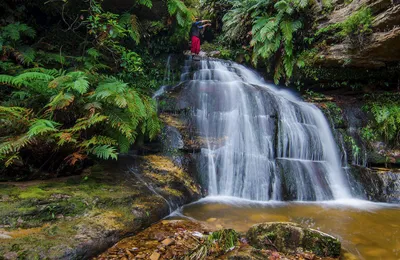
[0, 22, 36, 47]
[316, 7, 373, 44]
[0, 22, 37, 66]
[320, 102, 344, 126]
[222, 0, 266, 43]
[167, 0, 196, 43]
[221, 0, 314, 84]
[1, 69, 161, 168]
[189, 229, 239, 259]
[0, 0, 192, 178]
[251, 0, 308, 84]
[362, 101, 400, 146]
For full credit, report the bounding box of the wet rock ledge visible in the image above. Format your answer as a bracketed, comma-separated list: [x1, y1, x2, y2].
[0, 156, 201, 260]
[96, 220, 341, 260]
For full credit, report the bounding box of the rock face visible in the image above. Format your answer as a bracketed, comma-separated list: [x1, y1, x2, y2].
[348, 165, 400, 202]
[315, 0, 400, 68]
[246, 222, 341, 258]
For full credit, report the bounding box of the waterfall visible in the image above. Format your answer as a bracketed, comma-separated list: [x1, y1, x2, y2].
[178, 58, 352, 201]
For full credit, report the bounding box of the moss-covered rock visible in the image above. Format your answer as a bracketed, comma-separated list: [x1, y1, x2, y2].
[0, 156, 201, 259]
[246, 222, 341, 258]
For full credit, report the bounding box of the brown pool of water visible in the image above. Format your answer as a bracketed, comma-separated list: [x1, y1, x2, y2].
[170, 197, 400, 260]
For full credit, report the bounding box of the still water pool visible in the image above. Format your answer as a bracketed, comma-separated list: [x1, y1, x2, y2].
[170, 197, 400, 260]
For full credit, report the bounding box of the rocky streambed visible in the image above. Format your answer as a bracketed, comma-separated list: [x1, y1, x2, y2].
[96, 220, 341, 260]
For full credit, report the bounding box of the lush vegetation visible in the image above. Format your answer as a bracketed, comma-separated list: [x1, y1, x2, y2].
[315, 6, 373, 45]
[201, 0, 317, 84]
[200, 0, 380, 85]
[0, 0, 198, 179]
[362, 93, 400, 147]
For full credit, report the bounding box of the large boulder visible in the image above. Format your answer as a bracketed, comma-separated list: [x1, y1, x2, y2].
[246, 222, 341, 258]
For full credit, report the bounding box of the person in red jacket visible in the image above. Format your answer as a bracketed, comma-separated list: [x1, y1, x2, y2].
[190, 19, 211, 55]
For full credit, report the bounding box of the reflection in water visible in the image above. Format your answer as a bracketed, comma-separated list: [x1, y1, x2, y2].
[170, 197, 400, 260]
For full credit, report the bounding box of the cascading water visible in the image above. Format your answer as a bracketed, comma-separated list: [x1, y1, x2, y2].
[181, 58, 353, 201]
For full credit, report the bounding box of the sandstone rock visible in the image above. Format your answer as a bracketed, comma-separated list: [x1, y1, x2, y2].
[149, 251, 161, 260]
[317, 27, 400, 68]
[319, 0, 392, 27]
[161, 238, 175, 246]
[373, 4, 400, 30]
[246, 222, 341, 258]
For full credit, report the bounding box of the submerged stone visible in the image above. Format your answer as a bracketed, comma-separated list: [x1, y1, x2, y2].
[246, 222, 341, 258]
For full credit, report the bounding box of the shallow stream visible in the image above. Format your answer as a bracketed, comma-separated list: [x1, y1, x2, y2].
[170, 197, 400, 259]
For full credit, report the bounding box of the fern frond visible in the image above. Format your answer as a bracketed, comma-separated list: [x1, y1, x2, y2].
[24, 67, 64, 77]
[28, 119, 60, 137]
[84, 102, 102, 111]
[47, 91, 75, 110]
[117, 134, 131, 154]
[4, 153, 21, 167]
[0, 134, 32, 156]
[64, 152, 87, 165]
[0, 106, 31, 121]
[137, 0, 153, 8]
[106, 110, 136, 140]
[0, 74, 15, 85]
[53, 132, 78, 146]
[11, 91, 31, 100]
[12, 46, 36, 65]
[89, 145, 118, 160]
[64, 71, 89, 94]
[119, 13, 141, 44]
[87, 48, 101, 59]
[280, 19, 294, 43]
[80, 135, 117, 148]
[67, 113, 108, 133]
[12, 72, 54, 87]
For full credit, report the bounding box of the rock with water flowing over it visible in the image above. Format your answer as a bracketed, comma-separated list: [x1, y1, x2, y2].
[246, 222, 341, 258]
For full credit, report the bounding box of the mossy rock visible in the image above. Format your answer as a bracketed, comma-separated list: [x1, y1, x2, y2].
[246, 222, 341, 258]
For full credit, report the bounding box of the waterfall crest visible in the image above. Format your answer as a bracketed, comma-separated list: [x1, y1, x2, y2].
[179, 59, 352, 201]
